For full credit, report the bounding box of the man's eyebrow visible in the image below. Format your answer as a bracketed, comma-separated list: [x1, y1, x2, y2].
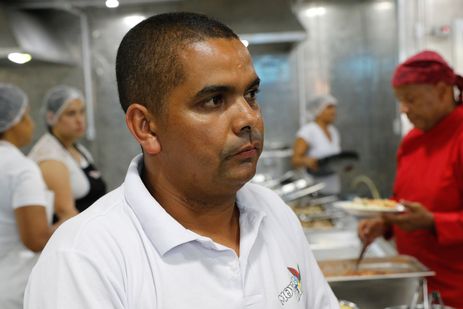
[194, 85, 232, 99]
[193, 77, 261, 99]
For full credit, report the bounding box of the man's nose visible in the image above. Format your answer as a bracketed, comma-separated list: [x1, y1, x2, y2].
[232, 98, 261, 135]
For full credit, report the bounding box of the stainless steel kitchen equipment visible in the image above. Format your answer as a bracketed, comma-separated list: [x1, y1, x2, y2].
[385, 291, 456, 309]
[318, 256, 435, 309]
[275, 181, 325, 203]
[308, 151, 359, 177]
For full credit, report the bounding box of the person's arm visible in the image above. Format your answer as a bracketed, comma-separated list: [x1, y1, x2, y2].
[39, 160, 78, 220]
[12, 162, 58, 252]
[384, 200, 463, 246]
[15, 206, 55, 252]
[291, 137, 318, 171]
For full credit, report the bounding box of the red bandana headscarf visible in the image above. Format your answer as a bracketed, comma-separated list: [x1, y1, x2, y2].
[391, 50, 463, 105]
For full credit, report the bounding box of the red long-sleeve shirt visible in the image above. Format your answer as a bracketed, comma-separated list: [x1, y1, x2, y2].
[393, 106, 463, 309]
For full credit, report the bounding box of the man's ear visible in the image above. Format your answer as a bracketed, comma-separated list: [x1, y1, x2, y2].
[125, 103, 161, 155]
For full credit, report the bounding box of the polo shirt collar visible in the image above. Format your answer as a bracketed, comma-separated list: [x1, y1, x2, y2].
[123, 155, 267, 256]
[124, 155, 198, 256]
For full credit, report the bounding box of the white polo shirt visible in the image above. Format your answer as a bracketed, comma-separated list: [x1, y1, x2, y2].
[25, 154, 338, 309]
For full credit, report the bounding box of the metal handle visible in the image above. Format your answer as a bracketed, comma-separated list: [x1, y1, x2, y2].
[409, 279, 423, 309]
[281, 182, 326, 202]
[423, 279, 429, 309]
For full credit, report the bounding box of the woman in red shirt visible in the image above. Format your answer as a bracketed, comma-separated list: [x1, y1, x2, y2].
[358, 50, 463, 308]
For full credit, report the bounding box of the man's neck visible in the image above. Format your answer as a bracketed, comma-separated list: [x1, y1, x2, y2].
[142, 160, 241, 255]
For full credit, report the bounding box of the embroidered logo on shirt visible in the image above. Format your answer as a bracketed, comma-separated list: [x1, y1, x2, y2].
[278, 265, 303, 305]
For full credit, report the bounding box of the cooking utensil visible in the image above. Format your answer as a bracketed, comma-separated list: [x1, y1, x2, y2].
[308, 151, 359, 176]
[355, 242, 369, 270]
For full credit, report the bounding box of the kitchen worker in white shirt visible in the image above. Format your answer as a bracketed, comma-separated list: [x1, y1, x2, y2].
[0, 83, 57, 309]
[292, 95, 341, 195]
[24, 12, 339, 309]
[29, 85, 107, 223]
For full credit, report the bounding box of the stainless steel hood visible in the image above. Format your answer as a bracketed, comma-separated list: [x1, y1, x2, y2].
[0, 5, 78, 64]
[180, 0, 306, 45]
[5, 0, 306, 46]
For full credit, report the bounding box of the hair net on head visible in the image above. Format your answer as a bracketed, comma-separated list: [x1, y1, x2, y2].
[44, 85, 84, 126]
[0, 83, 29, 133]
[306, 94, 338, 120]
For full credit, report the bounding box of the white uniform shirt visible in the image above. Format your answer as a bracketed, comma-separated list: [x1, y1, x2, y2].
[0, 141, 50, 253]
[0, 141, 51, 309]
[25, 154, 339, 309]
[296, 122, 341, 194]
[29, 133, 91, 199]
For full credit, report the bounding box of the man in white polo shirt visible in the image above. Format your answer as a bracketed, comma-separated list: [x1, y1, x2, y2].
[25, 12, 339, 309]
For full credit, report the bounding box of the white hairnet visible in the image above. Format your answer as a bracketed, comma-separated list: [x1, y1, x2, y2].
[0, 83, 29, 133]
[306, 94, 338, 120]
[44, 85, 84, 126]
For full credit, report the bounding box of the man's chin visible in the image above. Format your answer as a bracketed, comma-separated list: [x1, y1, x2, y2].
[229, 166, 257, 186]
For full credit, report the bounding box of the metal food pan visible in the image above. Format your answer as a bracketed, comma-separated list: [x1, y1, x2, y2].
[318, 256, 435, 309]
[319, 255, 434, 282]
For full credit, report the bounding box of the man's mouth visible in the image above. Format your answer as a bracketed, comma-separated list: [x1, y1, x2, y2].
[235, 146, 258, 159]
[230, 142, 261, 160]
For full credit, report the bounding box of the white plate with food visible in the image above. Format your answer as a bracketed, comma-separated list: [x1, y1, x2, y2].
[333, 198, 405, 217]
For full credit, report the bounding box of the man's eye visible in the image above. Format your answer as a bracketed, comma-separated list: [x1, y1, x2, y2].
[245, 89, 259, 103]
[203, 95, 225, 108]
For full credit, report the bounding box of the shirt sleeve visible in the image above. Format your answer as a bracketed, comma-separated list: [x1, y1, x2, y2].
[12, 160, 47, 209]
[24, 249, 126, 309]
[296, 124, 313, 144]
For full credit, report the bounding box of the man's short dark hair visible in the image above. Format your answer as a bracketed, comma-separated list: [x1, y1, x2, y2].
[116, 12, 239, 115]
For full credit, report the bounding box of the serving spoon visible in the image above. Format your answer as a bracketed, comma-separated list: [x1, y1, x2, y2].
[354, 242, 369, 270]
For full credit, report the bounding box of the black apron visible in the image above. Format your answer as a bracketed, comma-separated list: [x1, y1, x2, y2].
[74, 160, 107, 213]
[52, 142, 107, 222]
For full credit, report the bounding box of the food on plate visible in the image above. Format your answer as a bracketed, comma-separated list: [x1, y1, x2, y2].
[352, 198, 400, 209]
